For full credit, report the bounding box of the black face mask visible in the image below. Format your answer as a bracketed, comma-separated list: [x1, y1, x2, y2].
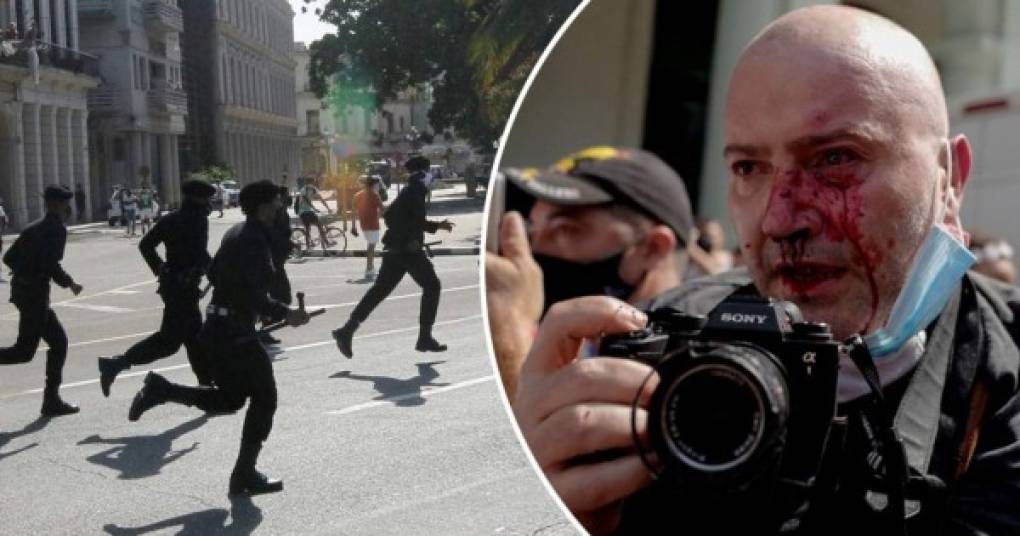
[533, 251, 638, 316]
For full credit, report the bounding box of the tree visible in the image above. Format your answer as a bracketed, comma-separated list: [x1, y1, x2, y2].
[305, 0, 579, 150]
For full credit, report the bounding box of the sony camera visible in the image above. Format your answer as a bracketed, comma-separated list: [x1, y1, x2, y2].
[600, 293, 842, 497]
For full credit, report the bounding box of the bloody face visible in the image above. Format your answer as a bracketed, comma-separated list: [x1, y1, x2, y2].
[724, 51, 946, 339]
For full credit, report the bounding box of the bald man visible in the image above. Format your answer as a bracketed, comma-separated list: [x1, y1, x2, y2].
[511, 6, 1020, 535]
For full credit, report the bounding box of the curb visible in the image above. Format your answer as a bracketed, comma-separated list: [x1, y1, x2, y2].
[296, 247, 479, 258]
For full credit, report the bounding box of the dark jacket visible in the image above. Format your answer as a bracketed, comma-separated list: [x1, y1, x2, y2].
[381, 173, 440, 250]
[621, 268, 1020, 535]
[269, 207, 293, 267]
[2, 212, 73, 302]
[138, 200, 210, 293]
[207, 218, 288, 327]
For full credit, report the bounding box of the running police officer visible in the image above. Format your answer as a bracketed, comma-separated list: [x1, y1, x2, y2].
[97, 178, 217, 395]
[261, 184, 294, 345]
[0, 185, 84, 416]
[127, 180, 309, 495]
[332, 155, 454, 358]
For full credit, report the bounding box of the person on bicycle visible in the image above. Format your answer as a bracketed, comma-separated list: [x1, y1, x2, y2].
[296, 177, 333, 251]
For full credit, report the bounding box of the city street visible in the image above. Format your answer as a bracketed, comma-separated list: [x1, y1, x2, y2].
[0, 188, 575, 535]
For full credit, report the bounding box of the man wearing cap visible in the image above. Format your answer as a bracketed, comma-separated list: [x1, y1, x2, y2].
[0, 184, 84, 416]
[127, 180, 309, 495]
[332, 155, 455, 358]
[486, 146, 694, 400]
[97, 178, 217, 396]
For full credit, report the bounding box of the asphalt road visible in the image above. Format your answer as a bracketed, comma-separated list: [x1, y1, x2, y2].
[0, 193, 576, 535]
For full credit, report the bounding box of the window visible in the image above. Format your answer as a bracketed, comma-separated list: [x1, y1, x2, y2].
[113, 138, 125, 161]
[306, 110, 320, 134]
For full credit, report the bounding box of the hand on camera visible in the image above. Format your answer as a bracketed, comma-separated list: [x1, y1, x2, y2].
[513, 295, 659, 535]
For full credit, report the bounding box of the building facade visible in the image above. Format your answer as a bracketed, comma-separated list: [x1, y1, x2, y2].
[80, 0, 187, 212]
[179, 0, 298, 187]
[0, 0, 98, 229]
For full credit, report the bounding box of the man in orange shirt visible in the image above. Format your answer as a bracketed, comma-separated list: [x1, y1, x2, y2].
[352, 175, 386, 279]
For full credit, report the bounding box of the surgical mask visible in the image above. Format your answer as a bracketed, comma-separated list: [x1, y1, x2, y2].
[534, 251, 638, 315]
[863, 223, 976, 358]
[419, 172, 434, 188]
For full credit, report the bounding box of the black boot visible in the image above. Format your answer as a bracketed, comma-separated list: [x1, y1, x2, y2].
[415, 327, 447, 353]
[332, 321, 357, 359]
[40, 383, 79, 417]
[98, 356, 128, 397]
[229, 441, 283, 496]
[128, 372, 170, 421]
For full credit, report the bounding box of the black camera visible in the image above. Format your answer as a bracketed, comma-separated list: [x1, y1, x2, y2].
[600, 294, 842, 496]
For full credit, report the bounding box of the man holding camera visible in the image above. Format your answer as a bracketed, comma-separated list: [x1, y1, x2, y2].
[486, 146, 694, 401]
[509, 6, 1020, 535]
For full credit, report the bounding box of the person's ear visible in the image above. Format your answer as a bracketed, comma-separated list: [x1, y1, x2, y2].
[637, 225, 677, 267]
[943, 135, 972, 244]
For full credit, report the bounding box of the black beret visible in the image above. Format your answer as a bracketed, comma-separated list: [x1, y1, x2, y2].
[43, 184, 73, 200]
[405, 155, 430, 172]
[182, 178, 216, 198]
[239, 180, 280, 214]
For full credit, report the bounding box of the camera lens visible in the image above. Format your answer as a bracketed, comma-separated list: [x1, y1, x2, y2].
[652, 343, 789, 481]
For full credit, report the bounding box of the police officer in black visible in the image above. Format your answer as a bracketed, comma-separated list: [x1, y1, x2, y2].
[127, 180, 308, 495]
[260, 184, 294, 345]
[97, 179, 217, 396]
[0, 185, 84, 416]
[332, 155, 454, 358]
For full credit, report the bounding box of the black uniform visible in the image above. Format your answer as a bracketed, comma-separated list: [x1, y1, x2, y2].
[268, 206, 293, 312]
[0, 212, 76, 411]
[128, 216, 290, 494]
[99, 200, 213, 394]
[333, 172, 444, 357]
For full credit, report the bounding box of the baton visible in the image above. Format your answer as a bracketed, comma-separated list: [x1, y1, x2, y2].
[199, 281, 212, 299]
[259, 292, 325, 334]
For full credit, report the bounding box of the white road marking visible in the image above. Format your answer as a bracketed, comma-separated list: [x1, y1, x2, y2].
[0, 314, 483, 400]
[107, 290, 141, 295]
[326, 375, 494, 415]
[56, 303, 133, 314]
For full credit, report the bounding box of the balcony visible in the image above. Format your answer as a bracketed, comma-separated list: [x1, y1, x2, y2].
[143, 0, 184, 35]
[78, 0, 115, 19]
[147, 82, 188, 115]
[0, 42, 99, 78]
[87, 88, 121, 113]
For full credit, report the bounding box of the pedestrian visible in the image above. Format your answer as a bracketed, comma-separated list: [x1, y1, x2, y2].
[97, 179, 217, 396]
[351, 175, 386, 279]
[74, 183, 85, 222]
[137, 183, 156, 235]
[295, 177, 333, 251]
[332, 155, 454, 358]
[122, 188, 138, 236]
[212, 182, 225, 218]
[128, 180, 309, 495]
[0, 185, 84, 416]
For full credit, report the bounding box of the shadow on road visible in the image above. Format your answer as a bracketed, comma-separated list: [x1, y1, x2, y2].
[102, 495, 262, 535]
[77, 415, 209, 479]
[0, 416, 49, 462]
[331, 360, 450, 407]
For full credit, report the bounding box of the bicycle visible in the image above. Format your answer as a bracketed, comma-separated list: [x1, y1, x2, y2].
[290, 214, 349, 258]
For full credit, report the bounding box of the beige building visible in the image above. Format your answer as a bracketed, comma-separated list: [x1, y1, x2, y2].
[0, 0, 98, 229]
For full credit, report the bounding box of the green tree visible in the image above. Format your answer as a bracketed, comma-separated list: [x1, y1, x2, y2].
[304, 0, 579, 149]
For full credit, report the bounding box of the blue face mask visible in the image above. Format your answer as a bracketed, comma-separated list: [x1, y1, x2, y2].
[863, 224, 976, 358]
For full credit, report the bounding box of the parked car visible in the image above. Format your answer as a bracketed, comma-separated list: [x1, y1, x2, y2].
[220, 180, 240, 207]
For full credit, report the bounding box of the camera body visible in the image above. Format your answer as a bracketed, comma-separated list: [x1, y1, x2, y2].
[601, 293, 842, 495]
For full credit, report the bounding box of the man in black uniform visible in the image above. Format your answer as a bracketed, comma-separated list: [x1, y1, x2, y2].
[332, 155, 454, 358]
[0, 185, 84, 416]
[127, 180, 308, 495]
[97, 179, 217, 395]
[260, 185, 294, 345]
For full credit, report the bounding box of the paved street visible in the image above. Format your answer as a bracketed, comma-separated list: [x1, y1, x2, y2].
[0, 186, 575, 535]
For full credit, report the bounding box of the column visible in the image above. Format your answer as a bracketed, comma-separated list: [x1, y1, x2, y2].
[170, 135, 181, 207]
[73, 109, 91, 221]
[22, 103, 42, 220]
[57, 108, 71, 188]
[68, 0, 79, 50]
[37, 0, 49, 43]
[159, 133, 173, 205]
[40, 105, 57, 190]
[130, 131, 143, 187]
[5, 102, 27, 228]
[53, 0, 66, 47]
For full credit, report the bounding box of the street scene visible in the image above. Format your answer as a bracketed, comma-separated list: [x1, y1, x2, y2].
[0, 184, 573, 534]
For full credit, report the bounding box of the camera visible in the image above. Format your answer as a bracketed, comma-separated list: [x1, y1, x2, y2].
[600, 293, 842, 496]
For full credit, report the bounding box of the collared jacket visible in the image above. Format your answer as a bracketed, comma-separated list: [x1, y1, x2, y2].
[2, 212, 73, 303]
[138, 200, 210, 295]
[207, 218, 288, 328]
[619, 268, 1020, 535]
[381, 173, 441, 251]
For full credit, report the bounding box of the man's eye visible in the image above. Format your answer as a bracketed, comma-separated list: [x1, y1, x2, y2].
[731, 160, 767, 176]
[816, 148, 857, 167]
